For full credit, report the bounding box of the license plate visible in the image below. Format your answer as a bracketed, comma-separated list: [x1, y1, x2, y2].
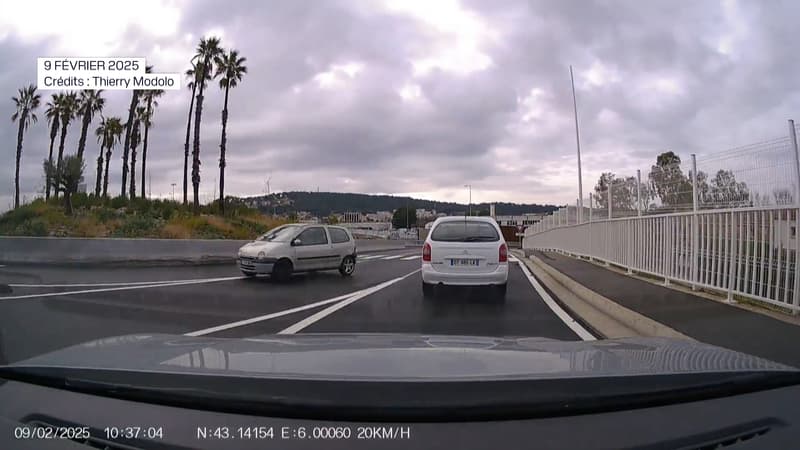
[240, 258, 254, 265]
[450, 258, 479, 266]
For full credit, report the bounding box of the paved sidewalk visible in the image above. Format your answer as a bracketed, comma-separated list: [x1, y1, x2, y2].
[535, 251, 800, 368]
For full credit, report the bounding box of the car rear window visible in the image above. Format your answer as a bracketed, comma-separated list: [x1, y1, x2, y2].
[430, 221, 500, 242]
[329, 227, 350, 243]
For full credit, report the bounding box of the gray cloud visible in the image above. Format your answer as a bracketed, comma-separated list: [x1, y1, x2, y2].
[2, 0, 800, 212]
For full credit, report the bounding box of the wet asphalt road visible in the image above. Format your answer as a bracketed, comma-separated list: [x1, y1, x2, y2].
[0, 250, 583, 364]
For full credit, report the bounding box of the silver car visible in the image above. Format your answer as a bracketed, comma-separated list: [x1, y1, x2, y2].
[237, 224, 357, 280]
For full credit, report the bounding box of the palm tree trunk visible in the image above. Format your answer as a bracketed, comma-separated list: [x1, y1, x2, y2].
[218, 86, 230, 215]
[130, 123, 139, 199]
[121, 91, 139, 197]
[95, 145, 104, 197]
[14, 118, 25, 209]
[46, 121, 58, 201]
[103, 148, 111, 198]
[192, 80, 206, 215]
[141, 97, 153, 199]
[183, 84, 197, 205]
[55, 120, 69, 199]
[76, 109, 91, 161]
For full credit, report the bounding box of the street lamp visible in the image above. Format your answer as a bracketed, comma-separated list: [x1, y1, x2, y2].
[464, 184, 472, 216]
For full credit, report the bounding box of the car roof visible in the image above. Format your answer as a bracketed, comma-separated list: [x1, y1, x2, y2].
[433, 216, 498, 224]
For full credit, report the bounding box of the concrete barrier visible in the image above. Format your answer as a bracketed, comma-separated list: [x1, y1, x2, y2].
[0, 236, 406, 266]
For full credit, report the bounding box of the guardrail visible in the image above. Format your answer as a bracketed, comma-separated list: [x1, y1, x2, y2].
[524, 206, 800, 312]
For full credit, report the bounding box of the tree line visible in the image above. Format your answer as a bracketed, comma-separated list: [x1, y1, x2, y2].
[592, 151, 792, 212]
[10, 36, 247, 215]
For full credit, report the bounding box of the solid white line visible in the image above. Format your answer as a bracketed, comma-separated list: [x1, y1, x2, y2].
[515, 260, 596, 341]
[360, 255, 387, 260]
[381, 255, 406, 260]
[0, 276, 245, 300]
[279, 269, 421, 334]
[184, 290, 364, 337]
[401, 255, 420, 260]
[9, 278, 222, 288]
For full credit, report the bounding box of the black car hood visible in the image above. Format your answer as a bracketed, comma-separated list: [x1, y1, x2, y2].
[4, 333, 794, 381]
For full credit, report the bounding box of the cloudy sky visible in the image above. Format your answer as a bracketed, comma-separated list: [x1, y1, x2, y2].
[2, 0, 799, 212]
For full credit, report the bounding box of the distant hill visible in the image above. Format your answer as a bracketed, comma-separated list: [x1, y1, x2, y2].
[241, 191, 558, 217]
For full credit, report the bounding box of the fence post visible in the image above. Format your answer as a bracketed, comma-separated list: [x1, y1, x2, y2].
[637, 169, 642, 217]
[588, 193, 593, 262]
[608, 181, 613, 220]
[691, 154, 699, 291]
[727, 211, 737, 303]
[788, 120, 800, 312]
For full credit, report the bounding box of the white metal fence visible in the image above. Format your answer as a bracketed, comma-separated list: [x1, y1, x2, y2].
[525, 121, 800, 312]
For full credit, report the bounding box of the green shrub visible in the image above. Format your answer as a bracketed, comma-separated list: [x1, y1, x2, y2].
[113, 215, 161, 237]
[0, 206, 38, 227]
[109, 196, 128, 209]
[17, 218, 49, 236]
[71, 193, 93, 209]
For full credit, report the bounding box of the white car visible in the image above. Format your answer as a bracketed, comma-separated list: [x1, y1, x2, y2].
[421, 216, 508, 299]
[237, 224, 357, 281]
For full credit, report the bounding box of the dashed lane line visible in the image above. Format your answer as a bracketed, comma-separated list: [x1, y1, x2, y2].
[8, 278, 230, 288]
[359, 255, 387, 260]
[0, 276, 245, 301]
[381, 254, 407, 260]
[401, 255, 420, 260]
[279, 269, 421, 334]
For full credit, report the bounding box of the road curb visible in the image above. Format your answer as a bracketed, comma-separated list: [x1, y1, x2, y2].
[513, 250, 692, 340]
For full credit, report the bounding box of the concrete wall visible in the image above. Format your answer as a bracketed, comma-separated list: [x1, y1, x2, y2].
[0, 236, 408, 266]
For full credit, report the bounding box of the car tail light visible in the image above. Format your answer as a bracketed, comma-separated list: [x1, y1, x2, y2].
[499, 243, 507, 263]
[422, 242, 431, 262]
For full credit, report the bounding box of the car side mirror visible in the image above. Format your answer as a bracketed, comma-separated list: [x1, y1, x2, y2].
[291, 238, 302, 246]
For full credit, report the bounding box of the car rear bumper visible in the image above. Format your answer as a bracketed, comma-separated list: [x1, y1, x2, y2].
[238, 258, 275, 274]
[421, 263, 508, 286]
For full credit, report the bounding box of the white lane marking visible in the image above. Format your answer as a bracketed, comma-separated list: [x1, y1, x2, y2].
[0, 265, 5, 268]
[0, 276, 245, 300]
[279, 269, 421, 334]
[360, 255, 387, 260]
[514, 259, 596, 341]
[9, 278, 224, 288]
[401, 255, 420, 260]
[381, 254, 406, 260]
[184, 290, 363, 337]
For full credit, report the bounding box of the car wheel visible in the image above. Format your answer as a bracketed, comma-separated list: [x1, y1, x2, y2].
[272, 259, 293, 282]
[339, 255, 356, 277]
[241, 271, 257, 277]
[422, 281, 435, 298]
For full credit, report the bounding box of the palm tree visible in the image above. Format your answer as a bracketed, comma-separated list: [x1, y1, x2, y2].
[140, 89, 163, 198]
[75, 89, 105, 161]
[54, 91, 78, 199]
[120, 66, 152, 197]
[129, 106, 145, 198]
[191, 37, 223, 214]
[213, 49, 247, 215]
[182, 62, 211, 205]
[11, 84, 41, 209]
[98, 117, 123, 198]
[44, 154, 84, 215]
[95, 117, 120, 196]
[44, 94, 61, 200]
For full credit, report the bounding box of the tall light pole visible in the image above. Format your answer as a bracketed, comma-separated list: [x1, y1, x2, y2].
[570, 65, 584, 223]
[464, 184, 472, 216]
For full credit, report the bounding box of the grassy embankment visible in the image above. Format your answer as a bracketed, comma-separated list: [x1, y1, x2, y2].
[0, 194, 287, 239]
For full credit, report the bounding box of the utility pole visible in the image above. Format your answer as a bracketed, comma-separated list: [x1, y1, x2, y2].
[570, 65, 584, 223]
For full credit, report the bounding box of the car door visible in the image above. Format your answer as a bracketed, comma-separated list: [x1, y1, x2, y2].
[328, 226, 354, 265]
[293, 227, 332, 271]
